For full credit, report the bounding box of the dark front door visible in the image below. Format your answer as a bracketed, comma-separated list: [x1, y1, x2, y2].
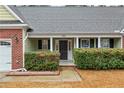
[59, 40, 68, 60]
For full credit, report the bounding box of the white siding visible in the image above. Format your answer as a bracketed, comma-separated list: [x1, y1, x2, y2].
[0, 5, 17, 20]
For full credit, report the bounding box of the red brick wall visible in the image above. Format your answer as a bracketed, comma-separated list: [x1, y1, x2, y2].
[0, 29, 23, 69]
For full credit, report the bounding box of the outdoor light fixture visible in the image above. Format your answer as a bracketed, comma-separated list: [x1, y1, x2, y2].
[11, 34, 19, 43]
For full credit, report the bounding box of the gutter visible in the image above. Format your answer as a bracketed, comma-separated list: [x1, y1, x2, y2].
[0, 24, 28, 27]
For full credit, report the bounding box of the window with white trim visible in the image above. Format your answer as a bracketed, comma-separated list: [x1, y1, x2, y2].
[42, 39, 48, 50]
[55, 40, 59, 51]
[0, 41, 11, 46]
[81, 39, 90, 48]
[101, 39, 110, 48]
[38, 39, 48, 50]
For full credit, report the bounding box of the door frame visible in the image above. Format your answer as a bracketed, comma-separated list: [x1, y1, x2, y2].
[59, 40, 68, 60]
[0, 38, 12, 71]
[55, 39, 73, 60]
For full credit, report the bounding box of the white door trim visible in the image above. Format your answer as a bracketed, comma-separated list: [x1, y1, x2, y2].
[54, 39, 73, 60]
[68, 40, 73, 60]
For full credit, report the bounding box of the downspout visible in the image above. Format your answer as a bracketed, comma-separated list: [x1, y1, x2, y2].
[22, 28, 32, 70]
[23, 32, 28, 68]
[24, 32, 28, 41]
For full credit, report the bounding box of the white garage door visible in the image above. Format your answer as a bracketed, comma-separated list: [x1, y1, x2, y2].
[0, 40, 11, 71]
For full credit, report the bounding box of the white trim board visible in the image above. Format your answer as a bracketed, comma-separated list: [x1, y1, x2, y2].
[0, 24, 28, 29]
[0, 24, 28, 27]
[4, 5, 24, 23]
[28, 35, 122, 38]
[0, 38, 11, 41]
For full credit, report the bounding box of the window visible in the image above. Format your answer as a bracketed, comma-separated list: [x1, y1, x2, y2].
[42, 40, 48, 50]
[38, 39, 48, 50]
[101, 39, 110, 48]
[55, 40, 59, 51]
[90, 39, 94, 48]
[38, 40, 42, 49]
[81, 39, 90, 48]
[110, 39, 114, 48]
[0, 41, 11, 46]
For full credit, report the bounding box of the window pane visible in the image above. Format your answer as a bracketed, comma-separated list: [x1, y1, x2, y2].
[110, 39, 114, 48]
[42, 39, 48, 50]
[55, 40, 59, 51]
[81, 39, 90, 48]
[38, 40, 42, 49]
[48, 39, 50, 50]
[0, 41, 11, 46]
[90, 39, 94, 48]
[101, 39, 110, 48]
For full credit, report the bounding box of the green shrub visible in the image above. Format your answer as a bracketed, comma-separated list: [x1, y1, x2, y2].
[25, 51, 60, 71]
[73, 48, 124, 70]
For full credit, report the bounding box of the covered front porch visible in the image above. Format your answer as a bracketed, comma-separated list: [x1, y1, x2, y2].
[25, 35, 122, 65]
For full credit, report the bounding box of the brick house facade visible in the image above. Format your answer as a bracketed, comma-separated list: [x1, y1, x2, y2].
[0, 29, 23, 69]
[1, 5, 124, 71]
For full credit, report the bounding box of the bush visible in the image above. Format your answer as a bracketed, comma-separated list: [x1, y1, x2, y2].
[73, 48, 124, 70]
[25, 51, 60, 71]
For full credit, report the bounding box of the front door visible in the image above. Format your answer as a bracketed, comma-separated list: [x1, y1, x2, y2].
[59, 40, 68, 60]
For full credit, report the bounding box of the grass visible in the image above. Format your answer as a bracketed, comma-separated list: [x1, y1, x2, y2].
[0, 69, 124, 88]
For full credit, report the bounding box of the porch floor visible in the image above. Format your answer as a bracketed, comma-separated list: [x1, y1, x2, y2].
[59, 60, 75, 66]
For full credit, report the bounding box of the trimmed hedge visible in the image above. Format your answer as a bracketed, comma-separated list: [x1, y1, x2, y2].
[73, 48, 124, 70]
[25, 51, 60, 71]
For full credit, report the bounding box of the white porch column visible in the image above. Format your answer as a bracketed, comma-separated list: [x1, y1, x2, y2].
[76, 37, 79, 48]
[50, 37, 53, 51]
[121, 36, 123, 48]
[98, 37, 101, 48]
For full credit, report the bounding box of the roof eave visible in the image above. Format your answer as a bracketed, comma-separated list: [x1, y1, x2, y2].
[28, 32, 122, 35]
[0, 24, 28, 27]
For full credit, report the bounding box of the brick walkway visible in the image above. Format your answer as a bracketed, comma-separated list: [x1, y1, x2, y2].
[0, 67, 81, 82]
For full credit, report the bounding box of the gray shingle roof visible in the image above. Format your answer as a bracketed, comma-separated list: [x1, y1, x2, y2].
[16, 6, 124, 34]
